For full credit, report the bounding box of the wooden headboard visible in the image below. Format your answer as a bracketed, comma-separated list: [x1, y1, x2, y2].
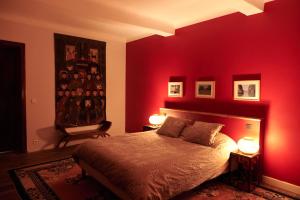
[160, 108, 262, 145]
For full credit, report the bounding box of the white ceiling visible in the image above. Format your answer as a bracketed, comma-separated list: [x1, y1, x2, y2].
[0, 0, 273, 42]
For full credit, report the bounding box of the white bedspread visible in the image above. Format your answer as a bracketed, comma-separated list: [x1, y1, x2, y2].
[73, 131, 233, 200]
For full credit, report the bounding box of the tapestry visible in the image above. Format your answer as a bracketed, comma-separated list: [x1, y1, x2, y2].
[54, 33, 106, 127]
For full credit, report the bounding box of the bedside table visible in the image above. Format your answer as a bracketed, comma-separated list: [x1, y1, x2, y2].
[143, 125, 160, 131]
[229, 151, 261, 192]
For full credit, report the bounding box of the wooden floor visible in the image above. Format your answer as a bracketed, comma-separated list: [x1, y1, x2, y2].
[0, 145, 77, 200]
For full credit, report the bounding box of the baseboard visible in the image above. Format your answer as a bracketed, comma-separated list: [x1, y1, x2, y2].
[262, 175, 300, 198]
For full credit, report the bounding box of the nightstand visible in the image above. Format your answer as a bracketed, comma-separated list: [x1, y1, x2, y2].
[229, 151, 261, 192]
[143, 125, 160, 131]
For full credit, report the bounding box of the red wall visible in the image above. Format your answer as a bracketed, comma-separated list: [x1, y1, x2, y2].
[126, 0, 300, 186]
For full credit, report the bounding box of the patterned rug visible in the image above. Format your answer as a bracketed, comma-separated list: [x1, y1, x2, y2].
[9, 158, 294, 200]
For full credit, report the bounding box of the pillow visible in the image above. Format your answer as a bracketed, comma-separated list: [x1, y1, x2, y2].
[181, 121, 224, 146]
[212, 133, 238, 153]
[157, 116, 191, 138]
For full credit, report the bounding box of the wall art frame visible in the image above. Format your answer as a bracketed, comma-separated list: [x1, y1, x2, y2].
[168, 82, 183, 97]
[195, 81, 215, 98]
[234, 80, 260, 101]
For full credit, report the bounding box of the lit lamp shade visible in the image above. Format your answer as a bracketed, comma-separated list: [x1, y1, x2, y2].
[237, 137, 259, 154]
[149, 114, 165, 126]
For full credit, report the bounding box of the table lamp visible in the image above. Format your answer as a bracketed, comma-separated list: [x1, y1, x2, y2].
[237, 137, 259, 154]
[149, 114, 165, 126]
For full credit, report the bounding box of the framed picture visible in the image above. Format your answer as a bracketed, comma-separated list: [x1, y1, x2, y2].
[234, 80, 260, 101]
[168, 82, 183, 97]
[195, 81, 215, 98]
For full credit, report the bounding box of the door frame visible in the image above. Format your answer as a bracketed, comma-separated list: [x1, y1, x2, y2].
[0, 40, 27, 153]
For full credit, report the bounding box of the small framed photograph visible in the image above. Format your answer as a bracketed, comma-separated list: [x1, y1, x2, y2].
[234, 80, 260, 101]
[168, 82, 183, 97]
[195, 81, 215, 98]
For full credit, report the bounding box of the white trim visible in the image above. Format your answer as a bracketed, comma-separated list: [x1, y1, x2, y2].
[262, 175, 300, 198]
[159, 107, 261, 121]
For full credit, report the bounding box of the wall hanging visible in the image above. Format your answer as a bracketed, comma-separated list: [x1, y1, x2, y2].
[195, 81, 215, 99]
[168, 82, 183, 97]
[233, 80, 260, 101]
[54, 33, 106, 127]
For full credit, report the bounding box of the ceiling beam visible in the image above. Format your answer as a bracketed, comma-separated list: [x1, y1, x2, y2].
[232, 0, 265, 16]
[37, 0, 175, 37]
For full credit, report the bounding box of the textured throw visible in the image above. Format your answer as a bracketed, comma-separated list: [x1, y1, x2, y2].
[9, 158, 293, 200]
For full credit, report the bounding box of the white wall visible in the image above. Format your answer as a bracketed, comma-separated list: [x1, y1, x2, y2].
[0, 19, 126, 152]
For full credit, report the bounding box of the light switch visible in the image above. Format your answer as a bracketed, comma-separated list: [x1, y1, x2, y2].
[31, 98, 37, 104]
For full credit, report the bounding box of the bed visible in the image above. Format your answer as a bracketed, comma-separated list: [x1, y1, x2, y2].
[73, 108, 262, 200]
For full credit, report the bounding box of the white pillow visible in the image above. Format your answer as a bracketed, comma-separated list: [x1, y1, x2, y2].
[157, 116, 192, 138]
[212, 133, 238, 153]
[181, 121, 224, 146]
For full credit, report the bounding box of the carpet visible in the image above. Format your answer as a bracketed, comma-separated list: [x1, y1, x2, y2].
[9, 158, 294, 200]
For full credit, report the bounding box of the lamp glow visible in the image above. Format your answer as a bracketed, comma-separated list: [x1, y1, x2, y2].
[149, 114, 165, 126]
[237, 137, 259, 154]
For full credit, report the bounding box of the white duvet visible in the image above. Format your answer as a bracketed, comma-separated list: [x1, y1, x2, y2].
[73, 131, 237, 200]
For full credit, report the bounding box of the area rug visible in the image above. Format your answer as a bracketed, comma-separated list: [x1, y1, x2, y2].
[9, 158, 294, 200]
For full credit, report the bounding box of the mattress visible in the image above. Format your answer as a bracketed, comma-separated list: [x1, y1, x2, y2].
[73, 131, 234, 200]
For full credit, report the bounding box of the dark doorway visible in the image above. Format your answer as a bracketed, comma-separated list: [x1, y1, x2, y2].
[0, 40, 26, 153]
